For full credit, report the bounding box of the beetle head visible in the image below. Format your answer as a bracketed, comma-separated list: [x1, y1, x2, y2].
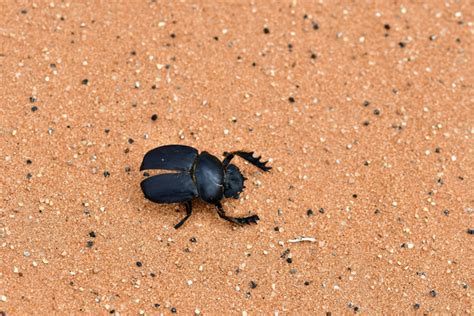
[224, 164, 246, 199]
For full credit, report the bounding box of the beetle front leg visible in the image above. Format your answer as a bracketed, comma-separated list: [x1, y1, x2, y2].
[174, 200, 193, 229]
[223, 151, 271, 172]
[215, 202, 260, 225]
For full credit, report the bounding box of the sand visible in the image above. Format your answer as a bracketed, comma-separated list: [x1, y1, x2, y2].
[1, 0, 473, 314]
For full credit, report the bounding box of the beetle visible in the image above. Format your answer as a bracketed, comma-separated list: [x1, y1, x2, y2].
[140, 145, 271, 229]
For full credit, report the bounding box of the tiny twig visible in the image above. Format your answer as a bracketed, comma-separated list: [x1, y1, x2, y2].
[287, 236, 317, 243]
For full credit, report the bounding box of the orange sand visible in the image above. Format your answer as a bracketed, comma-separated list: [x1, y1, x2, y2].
[1, 1, 473, 314]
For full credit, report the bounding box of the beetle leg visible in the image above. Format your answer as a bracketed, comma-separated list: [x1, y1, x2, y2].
[215, 202, 260, 225]
[223, 151, 271, 172]
[174, 201, 193, 229]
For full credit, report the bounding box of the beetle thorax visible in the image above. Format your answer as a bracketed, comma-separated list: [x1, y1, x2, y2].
[194, 152, 225, 203]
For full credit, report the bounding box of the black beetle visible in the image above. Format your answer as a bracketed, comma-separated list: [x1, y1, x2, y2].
[140, 145, 271, 229]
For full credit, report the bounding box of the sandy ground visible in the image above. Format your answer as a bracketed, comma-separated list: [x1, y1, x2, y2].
[1, 0, 473, 314]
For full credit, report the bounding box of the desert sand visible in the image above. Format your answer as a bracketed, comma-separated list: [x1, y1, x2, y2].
[1, 1, 473, 314]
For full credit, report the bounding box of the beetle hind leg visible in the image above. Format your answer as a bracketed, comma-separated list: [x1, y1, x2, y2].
[174, 201, 193, 229]
[215, 202, 260, 225]
[223, 151, 271, 172]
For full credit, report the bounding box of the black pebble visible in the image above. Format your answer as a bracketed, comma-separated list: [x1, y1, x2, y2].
[398, 42, 406, 48]
[30, 96, 37, 103]
[82, 79, 89, 85]
[128, 138, 134, 144]
[151, 114, 158, 121]
[311, 53, 317, 59]
[154, 303, 160, 308]
[26, 159, 32, 164]
[288, 96, 295, 103]
[86, 241, 94, 248]
[384, 24, 391, 30]
[467, 228, 474, 235]
[136, 261, 142, 267]
[249, 281, 257, 289]
[190, 237, 197, 243]
[363, 100, 370, 107]
[429, 290, 437, 297]
[307, 209, 314, 216]
[312, 22, 319, 30]
[286, 258, 293, 264]
[103, 171, 110, 177]
[170, 307, 177, 313]
[31, 106, 38, 112]
[304, 281, 311, 286]
[89, 231, 96, 238]
[373, 109, 381, 115]
[413, 303, 420, 310]
[263, 27, 270, 34]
